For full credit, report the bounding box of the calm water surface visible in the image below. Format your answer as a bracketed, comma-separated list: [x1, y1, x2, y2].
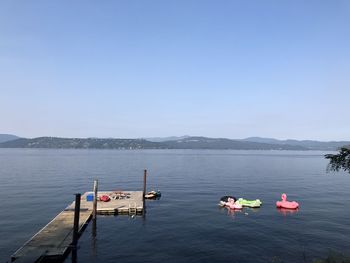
[0, 149, 349, 262]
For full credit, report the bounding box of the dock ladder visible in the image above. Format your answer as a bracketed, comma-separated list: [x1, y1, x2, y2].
[128, 202, 137, 216]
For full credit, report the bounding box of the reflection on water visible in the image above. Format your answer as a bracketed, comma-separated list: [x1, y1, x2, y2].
[91, 218, 97, 259]
[220, 206, 243, 217]
[71, 248, 77, 263]
[277, 208, 299, 216]
[221, 206, 264, 219]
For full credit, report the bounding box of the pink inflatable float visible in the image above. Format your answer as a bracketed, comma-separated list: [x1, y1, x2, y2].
[276, 193, 299, 209]
[222, 197, 243, 210]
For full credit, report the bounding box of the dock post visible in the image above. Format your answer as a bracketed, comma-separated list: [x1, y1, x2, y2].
[92, 180, 98, 253]
[72, 193, 81, 247]
[93, 179, 98, 220]
[143, 169, 147, 200]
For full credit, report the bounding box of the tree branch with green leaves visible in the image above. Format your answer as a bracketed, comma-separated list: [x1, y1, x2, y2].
[325, 147, 350, 173]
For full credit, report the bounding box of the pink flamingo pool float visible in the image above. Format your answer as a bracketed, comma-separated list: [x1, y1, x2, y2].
[276, 193, 299, 209]
[223, 197, 243, 210]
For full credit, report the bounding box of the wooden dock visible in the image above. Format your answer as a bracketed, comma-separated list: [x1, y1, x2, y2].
[68, 191, 144, 215]
[11, 191, 144, 262]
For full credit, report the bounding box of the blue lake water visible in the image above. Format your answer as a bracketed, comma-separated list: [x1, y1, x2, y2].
[0, 149, 349, 262]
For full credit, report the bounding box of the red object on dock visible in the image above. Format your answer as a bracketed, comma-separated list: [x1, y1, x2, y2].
[99, 195, 110, 202]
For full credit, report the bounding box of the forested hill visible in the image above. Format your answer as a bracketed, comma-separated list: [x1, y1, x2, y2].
[0, 136, 306, 150]
[0, 134, 20, 143]
[0, 137, 163, 149]
[0, 136, 348, 150]
[241, 137, 350, 151]
[160, 137, 306, 150]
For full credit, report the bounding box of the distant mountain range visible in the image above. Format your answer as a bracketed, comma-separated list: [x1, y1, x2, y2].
[0, 134, 349, 150]
[240, 137, 349, 151]
[0, 137, 162, 150]
[160, 136, 306, 150]
[144, 135, 190, 142]
[0, 134, 20, 143]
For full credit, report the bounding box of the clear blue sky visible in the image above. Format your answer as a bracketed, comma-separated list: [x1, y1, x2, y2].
[1, 1, 349, 140]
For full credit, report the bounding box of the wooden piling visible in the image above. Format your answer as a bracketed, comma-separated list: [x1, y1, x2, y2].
[92, 180, 97, 254]
[72, 193, 81, 247]
[92, 180, 98, 220]
[143, 169, 147, 200]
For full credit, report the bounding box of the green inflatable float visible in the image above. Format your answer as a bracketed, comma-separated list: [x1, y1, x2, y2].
[236, 198, 262, 208]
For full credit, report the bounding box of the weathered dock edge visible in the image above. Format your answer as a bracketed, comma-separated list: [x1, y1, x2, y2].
[11, 210, 92, 262]
[11, 191, 144, 262]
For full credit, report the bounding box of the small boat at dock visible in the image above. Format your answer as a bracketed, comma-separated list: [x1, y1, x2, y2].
[144, 190, 161, 199]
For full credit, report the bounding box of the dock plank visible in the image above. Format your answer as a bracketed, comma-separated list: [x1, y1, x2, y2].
[11, 210, 91, 262]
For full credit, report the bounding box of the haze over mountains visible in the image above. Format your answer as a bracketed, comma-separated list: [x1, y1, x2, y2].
[0, 134, 20, 143]
[240, 137, 349, 151]
[0, 134, 349, 150]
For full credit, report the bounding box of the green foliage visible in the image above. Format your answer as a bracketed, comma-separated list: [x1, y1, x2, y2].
[325, 147, 350, 173]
